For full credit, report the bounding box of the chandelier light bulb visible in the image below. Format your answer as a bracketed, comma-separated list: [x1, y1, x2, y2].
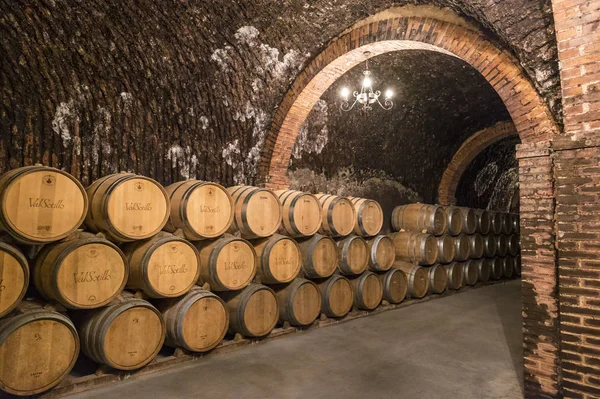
[363, 77, 372, 87]
[385, 89, 393, 99]
[341, 87, 350, 99]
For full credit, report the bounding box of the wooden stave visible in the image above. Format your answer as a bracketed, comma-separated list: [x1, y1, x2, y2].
[452, 234, 471, 262]
[252, 234, 301, 284]
[458, 207, 477, 235]
[296, 234, 338, 279]
[164, 180, 234, 240]
[390, 231, 439, 266]
[390, 204, 446, 236]
[511, 213, 520, 234]
[444, 262, 463, 290]
[495, 235, 509, 257]
[156, 287, 228, 352]
[427, 264, 448, 294]
[490, 258, 504, 280]
[443, 206, 464, 236]
[273, 278, 321, 326]
[275, 190, 322, 237]
[436, 235, 455, 264]
[483, 234, 498, 258]
[394, 261, 429, 299]
[348, 197, 384, 237]
[194, 236, 257, 292]
[227, 186, 282, 239]
[501, 257, 515, 278]
[0, 242, 29, 317]
[377, 268, 408, 304]
[467, 233, 485, 259]
[0, 166, 88, 244]
[514, 255, 522, 276]
[0, 303, 80, 396]
[123, 232, 201, 298]
[315, 194, 356, 237]
[365, 235, 395, 272]
[349, 271, 383, 310]
[507, 234, 520, 256]
[477, 259, 493, 283]
[489, 211, 503, 235]
[500, 213, 512, 235]
[79, 295, 166, 370]
[316, 275, 354, 318]
[33, 232, 128, 309]
[336, 235, 369, 276]
[461, 260, 479, 286]
[474, 209, 491, 235]
[85, 173, 170, 242]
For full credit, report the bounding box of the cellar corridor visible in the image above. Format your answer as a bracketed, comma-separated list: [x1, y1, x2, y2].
[71, 280, 522, 399]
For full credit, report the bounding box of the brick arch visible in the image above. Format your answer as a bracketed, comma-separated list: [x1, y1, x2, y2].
[437, 121, 519, 205]
[259, 11, 559, 189]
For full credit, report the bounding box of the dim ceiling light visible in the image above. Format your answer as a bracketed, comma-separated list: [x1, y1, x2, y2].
[340, 55, 393, 112]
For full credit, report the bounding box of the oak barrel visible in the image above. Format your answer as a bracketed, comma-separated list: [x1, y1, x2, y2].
[427, 264, 448, 294]
[468, 233, 484, 259]
[443, 206, 464, 236]
[0, 301, 79, 396]
[514, 255, 522, 276]
[507, 235, 520, 256]
[316, 275, 353, 318]
[394, 261, 429, 299]
[336, 235, 368, 276]
[296, 234, 338, 279]
[500, 213, 512, 235]
[0, 242, 29, 317]
[123, 232, 200, 298]
[34, 232, 127, 309]
[474, 209, 491, 234]
[377, 268, 407, 304]
[476, 259, 492, 283]
[164, 180, 233, 240]
[156, 287, 228, 352]
[490, 258, 503, 280]
[483, 234, 497, 258]
[85, 173, 169, 242]
[217, 283, 279, 337]
[273, 278, 321, 326]
[79, 294, 165, 370]
[315, 194, 355, 237]
[365, 235, 395, 272]
[436, 235, 455, 264]
[452, 234, 471, 262]
[391, 203, 446, 236]
[489, 211, 503, 235]
[390, 231, 438, 266]
[458, 207, 477, 234]
[496, 235, 509, 257]
[348, 197, 384, 237]
[194, 236, 257, 291]
[444, 262, 463, 290]
[461, 260, 479, 286]
[0, 166, 88, 244]
[227, 186, 282, 239]
[275, 190, 322, 237]
[252, 234, 301, 284]
[501, 257, 515, 278]
[349, 271, 383, 310]
[510, 213, 520, 234]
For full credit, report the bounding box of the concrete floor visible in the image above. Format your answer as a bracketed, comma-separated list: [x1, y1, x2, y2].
[72, 280, 523, 399]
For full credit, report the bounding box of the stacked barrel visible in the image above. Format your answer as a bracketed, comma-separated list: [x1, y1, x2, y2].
[390, 203, 521, 299]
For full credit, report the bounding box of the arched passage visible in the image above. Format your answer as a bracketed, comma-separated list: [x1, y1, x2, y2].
[259, 10, 558, 188]
[438, 121, 519, 205]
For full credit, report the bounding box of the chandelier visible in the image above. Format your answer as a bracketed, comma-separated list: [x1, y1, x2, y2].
[340, 56, 393, 112]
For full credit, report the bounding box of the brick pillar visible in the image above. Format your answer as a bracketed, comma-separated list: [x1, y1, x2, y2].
[517, 142, 561, 398]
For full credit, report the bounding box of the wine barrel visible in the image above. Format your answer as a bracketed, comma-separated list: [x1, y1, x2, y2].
[483, 234, 497, 258]
[436, 235, 455, 264]
[390, 231, 438, 266]
[79, 294, 165, 370]
[348, 197, 384, 237]
[156, 287, 228, 352]
[461, 260, 479, 286]
[0, 301, 79, 396]
[490, 258, 503, 280]
[0, 166, 88, 244]
[296, 234, 338, 279]
[468, 233, 484, 259]
[227, 186, 282, 239]
[489, 211, 503, 235]
[217, 283, 279, 337]
[443, 206, 464, 236]
[391, 204, 446, 236]
[315, 194, 355, 237]
[34, 232, 127, 309]
[507, 235, 520, 256]
[123, 232, 200, 298]
[85, 173, 169, 242]
[458, 207, 477, 235]
[349, 271, 383, 310]
[444, 262, 463, 290]
[365, 235, 395, 272]
[194, 236, 257, 291]
[474, 209, 491, 234]
[0, 243, 29, 317]
[511, 213, 520, 234]
[252, 234, 301, 284]
[377, 268, 407, 304]
[164, 180, 233, 240]
[274, 190, 322, 237]
[502, 257, 515, 278]
[452, 235, 471, 262]
[427, 264, 448, 294]
[496, 235, 509, 257]
[394, 261, 429, 299]
[316, 275, 353, 318]
[336, 235, 368, 276]
[273, 278, 321, 326]
[476, 259, 492, 283]
[500, 213, 512, 235]
[514, 255, 522, 276]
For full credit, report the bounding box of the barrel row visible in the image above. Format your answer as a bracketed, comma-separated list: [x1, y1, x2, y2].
[391, 203, 519, 236]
